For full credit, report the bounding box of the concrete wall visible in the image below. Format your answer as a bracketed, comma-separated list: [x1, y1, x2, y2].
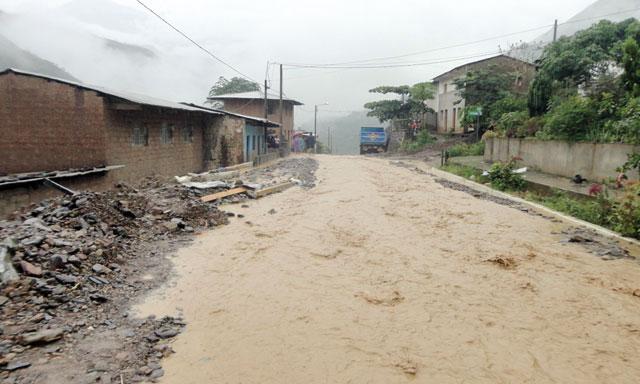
[0, 72, 108, 174]
[484, 137, 640, 181]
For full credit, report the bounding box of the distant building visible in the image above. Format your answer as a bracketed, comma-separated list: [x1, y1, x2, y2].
[430, 54, 536, 134]
[207, 91, 303, 147]
[0, 68, 278, 215]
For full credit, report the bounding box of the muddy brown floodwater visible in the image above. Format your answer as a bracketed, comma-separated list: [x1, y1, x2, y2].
[136, 155, 640, 384]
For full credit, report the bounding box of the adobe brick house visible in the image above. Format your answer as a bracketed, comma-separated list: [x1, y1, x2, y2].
[430, 55, 536, 133]
[0, 69, 278, 215]
[207, 91, 303, 147]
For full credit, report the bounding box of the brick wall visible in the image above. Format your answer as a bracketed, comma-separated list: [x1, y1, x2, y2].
[221, 99, 294, 142]
[0, 73, 107, 174]
[104, 103, 207, 184]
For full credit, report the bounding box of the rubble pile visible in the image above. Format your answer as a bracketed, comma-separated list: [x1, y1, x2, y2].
[0, 158, 318, 382]
[0, 180, 228, 382]
[176, 157, 319, 203]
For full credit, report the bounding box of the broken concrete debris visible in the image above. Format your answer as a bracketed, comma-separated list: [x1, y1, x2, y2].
[180, 157, 319, 205]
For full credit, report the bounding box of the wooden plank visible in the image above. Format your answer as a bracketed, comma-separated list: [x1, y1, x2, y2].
[247, 182, 295, 199]
[217, 162, 253, 173]
[43, 178, 76, 195]
[200, 187, 248, 203]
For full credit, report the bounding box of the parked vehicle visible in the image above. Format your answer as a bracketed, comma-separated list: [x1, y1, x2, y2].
[360, 127, 388, 154]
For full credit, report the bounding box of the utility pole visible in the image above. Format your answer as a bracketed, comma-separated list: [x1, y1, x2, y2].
[279, 63, 285, 153]
[314, 105, 318, 153]
[264, 79, 268, 156]
[553, 19, 558, 42]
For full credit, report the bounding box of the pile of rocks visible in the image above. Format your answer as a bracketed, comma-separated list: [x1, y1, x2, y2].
[0, 180, 228, 382]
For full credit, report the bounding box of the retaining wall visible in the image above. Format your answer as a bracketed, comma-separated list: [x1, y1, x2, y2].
[484, 137, 639, 181]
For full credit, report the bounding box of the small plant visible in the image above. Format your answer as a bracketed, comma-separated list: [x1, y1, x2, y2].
[400, 129, 436, 152]
[487, 157, 526, 191]
[446, 141, 485, 157]
[440, 164, 485, 180]
[613, 182, 640, 238]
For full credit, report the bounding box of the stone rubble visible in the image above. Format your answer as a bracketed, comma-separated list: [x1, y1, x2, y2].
[0, 158, 319, 383]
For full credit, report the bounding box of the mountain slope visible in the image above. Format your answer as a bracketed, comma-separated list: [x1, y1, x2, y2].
[0, 32, 77, 80]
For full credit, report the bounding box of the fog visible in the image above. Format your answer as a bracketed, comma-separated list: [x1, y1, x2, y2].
[0, 0, 633, 127]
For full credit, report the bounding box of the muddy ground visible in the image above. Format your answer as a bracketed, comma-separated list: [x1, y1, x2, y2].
[134, 155, 640, 384]
[0, 157, 318, 384]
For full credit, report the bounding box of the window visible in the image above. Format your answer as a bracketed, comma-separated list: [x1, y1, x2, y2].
[252, 135, 256, 151]
[182, 125, 194, 143]
[267, 101, 276, 115]
[161, 123, 174, 144]
[132, 124, 149, 146]
[443, 83, 448, 93]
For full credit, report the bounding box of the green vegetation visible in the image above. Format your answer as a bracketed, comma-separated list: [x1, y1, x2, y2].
[400, 130, 436, 152]
[486, 158, 526, 191]
[440, 164, 485, 180]
[446, 141, 485, 157]
[208, 76, 260, 97]
[453, 67, 527, 132]
[526, 190, 613, 228]
[364, 83, 435, 122]
[452, 19, 640, 144]
[439, 159, 640, 239]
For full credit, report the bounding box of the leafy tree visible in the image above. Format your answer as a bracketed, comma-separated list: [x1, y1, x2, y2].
[208, 76, 261, 98]
[453, 66, 526, 129]
[622, 37, 640, 97]
[528, 19, 640, 116]
[364, 82, 435, 122]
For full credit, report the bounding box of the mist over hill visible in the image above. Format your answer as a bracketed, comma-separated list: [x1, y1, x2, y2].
[0, 0, 219, 103]
[0, 11, 77, 80]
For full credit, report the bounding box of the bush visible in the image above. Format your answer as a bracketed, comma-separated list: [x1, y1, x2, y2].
[539, 96, 597, 141]
[495, 111, 529, 137]
[487, 158, 526, 191]
[613, 182, 640, 238]
[446, 142, 485, 157]
[400, 129, 435, 152]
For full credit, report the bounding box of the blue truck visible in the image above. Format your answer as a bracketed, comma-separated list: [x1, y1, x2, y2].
[360, 127, 389, 154]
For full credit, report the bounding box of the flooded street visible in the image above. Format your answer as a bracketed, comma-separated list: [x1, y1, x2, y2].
[136, 155, 640, 384]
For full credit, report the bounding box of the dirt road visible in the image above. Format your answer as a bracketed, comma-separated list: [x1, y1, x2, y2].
[137, 155, 640, 384]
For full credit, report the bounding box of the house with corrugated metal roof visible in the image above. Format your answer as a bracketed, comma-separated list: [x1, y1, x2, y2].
[0, 68, 279, 215]
[207, 91, 303, 148]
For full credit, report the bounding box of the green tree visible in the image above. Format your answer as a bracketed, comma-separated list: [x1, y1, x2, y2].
[527, 19, 640, 116]
[364, 83, 434, 122]
[622, 37, 640, 97]
[453, 66, 526, 129]
[208, 76, 261, 98]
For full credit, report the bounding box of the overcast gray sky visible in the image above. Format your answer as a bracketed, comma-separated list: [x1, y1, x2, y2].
[0, 0, 600, 124]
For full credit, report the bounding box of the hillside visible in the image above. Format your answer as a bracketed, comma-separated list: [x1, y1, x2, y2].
[510, 0, 640, 62]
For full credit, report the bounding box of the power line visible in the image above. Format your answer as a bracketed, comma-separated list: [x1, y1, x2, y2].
[283, 51, 502, 70]
[134, 0, 260, 86]
[279, 6, 640, 69]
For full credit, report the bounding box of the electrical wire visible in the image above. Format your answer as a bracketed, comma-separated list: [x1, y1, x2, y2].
[278, 6, 640, 69]
[134, 0, 260, 86]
